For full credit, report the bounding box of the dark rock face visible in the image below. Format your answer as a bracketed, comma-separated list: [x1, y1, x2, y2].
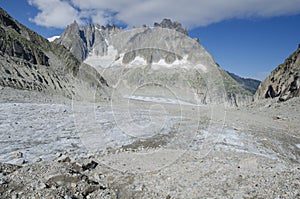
[255, 45, 300, 102]
[0, 27, 49, 66]
[122, 48, 182, 65]
[0, 9, 21, 33]
[0, 8, 74, 97]
[154, 19, 188, 35]
[265, 85, 278, 98]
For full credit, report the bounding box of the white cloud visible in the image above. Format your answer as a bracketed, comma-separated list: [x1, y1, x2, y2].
[28, 0, 82, 28]
[28, 0, 300, 29]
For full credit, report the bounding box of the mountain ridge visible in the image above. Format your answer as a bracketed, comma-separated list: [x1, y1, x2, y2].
[226, 71, 260, 94]
[0, 7, 110, 101]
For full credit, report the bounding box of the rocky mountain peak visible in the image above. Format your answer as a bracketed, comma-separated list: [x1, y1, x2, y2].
[55, 22, 122, 61]
[65, 20, 80, 35]
[154, 18, 188, 35]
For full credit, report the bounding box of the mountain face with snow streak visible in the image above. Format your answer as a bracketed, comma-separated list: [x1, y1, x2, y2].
[47, 36, 60, 42]
[55, 19, 253, 106]
[55, 21, 121, 62]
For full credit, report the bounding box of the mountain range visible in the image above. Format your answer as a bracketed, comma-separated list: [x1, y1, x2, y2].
[0, 7, 298, 106]
[54, 19, 256, 106]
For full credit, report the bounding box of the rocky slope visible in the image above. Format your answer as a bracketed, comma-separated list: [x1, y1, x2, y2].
[227, 71, 260, 94]
[255, 45, 300, 101]
[55, 19, 253, 106]
[0, 8, 110, 101]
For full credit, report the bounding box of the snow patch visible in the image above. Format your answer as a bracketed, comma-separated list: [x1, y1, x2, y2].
[47, 36, 60, 42]
[125, 55, 191, 69]
[95, 26, 102, 31]
[129, 56, 147, 66]
[150, 56, 194, 70]
[125, 95, 202, 106]
[84, 44, 119, 68]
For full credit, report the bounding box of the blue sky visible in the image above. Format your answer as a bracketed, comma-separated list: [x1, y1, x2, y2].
[1, 0, 300, 80]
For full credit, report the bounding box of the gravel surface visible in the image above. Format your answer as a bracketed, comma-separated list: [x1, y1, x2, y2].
[0, 87, 299, 198]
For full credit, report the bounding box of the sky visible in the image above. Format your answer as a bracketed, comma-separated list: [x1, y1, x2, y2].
[1, 0, 300, 80]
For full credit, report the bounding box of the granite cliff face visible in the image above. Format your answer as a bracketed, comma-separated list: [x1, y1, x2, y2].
[255, 45, 300, 102]
[0, 8, 110, 101]
[55, 21, 121, 62]
[55, 19, 253, 106]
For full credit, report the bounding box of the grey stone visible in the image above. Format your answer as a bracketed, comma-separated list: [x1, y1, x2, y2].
[57, 155, 71, 163]
[13, 151, 23, 158]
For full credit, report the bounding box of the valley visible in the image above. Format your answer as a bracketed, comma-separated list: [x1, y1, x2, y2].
[0, 6, 299, 199]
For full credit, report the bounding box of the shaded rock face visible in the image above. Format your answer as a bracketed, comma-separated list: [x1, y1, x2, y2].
[0, 55, 68, 94]
[0, 27, 49, 66]
[265, 85, 278, 98]
[0, 8, 110, 101]
[0, 9, 50, 67]
[122, 48, 183, 65]
[255, 46, 300, 102]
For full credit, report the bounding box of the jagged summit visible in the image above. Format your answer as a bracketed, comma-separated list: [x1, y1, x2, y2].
[55, 18, 205, 68]
[55, 20, 122, 61]
[154, 18, 188, 35]
[54, 18, 187, 62]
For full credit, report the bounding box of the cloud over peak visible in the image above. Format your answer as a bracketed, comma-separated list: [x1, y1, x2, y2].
[28, 0, 300, 29]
